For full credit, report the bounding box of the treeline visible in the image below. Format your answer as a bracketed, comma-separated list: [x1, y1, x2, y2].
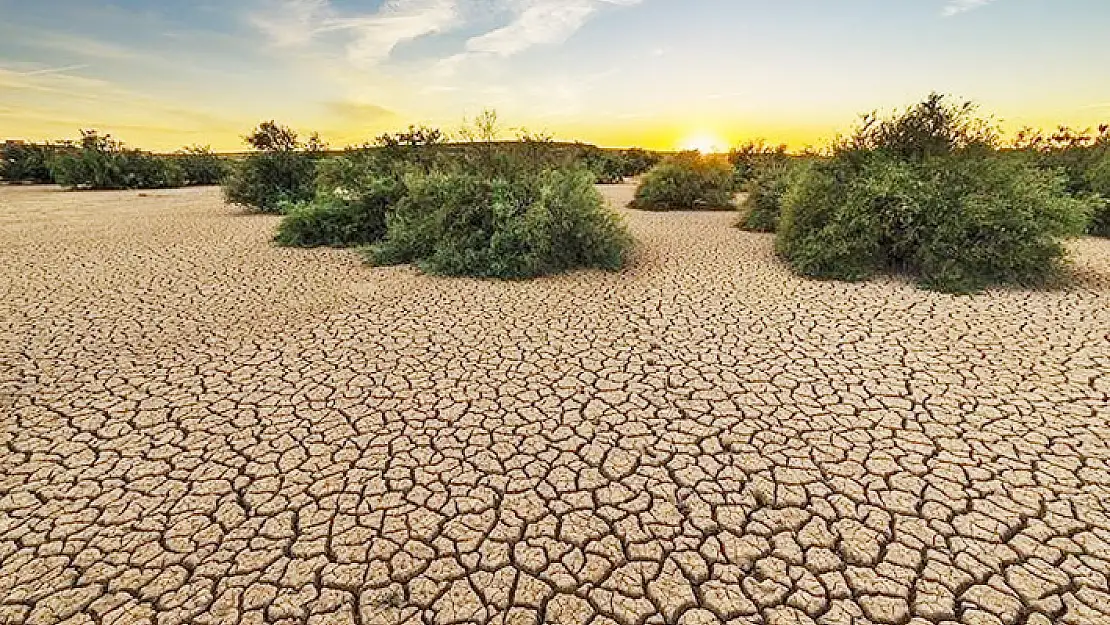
[1, 126, 658, 191]
[1, 132, 227, 189]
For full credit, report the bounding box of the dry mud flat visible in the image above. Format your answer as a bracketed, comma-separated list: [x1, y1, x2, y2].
[1, 183, 1109, 625]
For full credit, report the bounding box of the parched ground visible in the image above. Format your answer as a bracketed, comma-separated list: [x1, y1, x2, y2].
[1, 183, 1109, 625]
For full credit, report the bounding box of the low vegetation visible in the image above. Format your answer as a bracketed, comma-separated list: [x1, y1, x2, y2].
[631, 152, 735, 210]
[775, 94, 1093, 292]
[175, 146, 228, 186]
[738, 160, 797, 232]
[222, 121, 322, 212]
[1, 142, 58, 183]
[50, 131, 185, 190]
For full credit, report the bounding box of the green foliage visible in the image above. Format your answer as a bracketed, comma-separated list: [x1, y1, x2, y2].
[777, 154, 1091, 292]
[175, 145, 228, 186]
[1011, 124, 1109, 195]
[580, 147, 625, 184]
[739, 160, 797, 232]
[838, 93, 998, 161]
[2, 142, 57, 183]
[368, 167, 632, 278]
[222, 121, 319, 213]
[631, 152, 735, 210]
[49, 130, 185, 190]
[619, 148, 661, 177]
[775, 95, 1091, 292]
[276, 154, 407, 247]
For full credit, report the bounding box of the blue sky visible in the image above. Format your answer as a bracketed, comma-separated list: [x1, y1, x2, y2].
[1, 0, 1108, 150]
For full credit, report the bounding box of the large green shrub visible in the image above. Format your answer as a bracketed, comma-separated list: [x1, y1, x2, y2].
[778, 154, 1090, 292]
[49, 131, 184, 190]
[776, 95, 1092, 292]
[739, 160, 797, 232]
[631, 152, 735, 210]
[176, 145, 228, 186]
[222, 121, 319, 213]
[368, 167, 631, 278]
[2, 142, 57, 183]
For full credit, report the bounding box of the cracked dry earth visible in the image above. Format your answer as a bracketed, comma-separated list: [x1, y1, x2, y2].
[2, 184, 1110, 625]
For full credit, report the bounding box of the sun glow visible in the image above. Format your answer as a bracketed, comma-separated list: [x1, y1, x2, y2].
[679, 133, 727, 154]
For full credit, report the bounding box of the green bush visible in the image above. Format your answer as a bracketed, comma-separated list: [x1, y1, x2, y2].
[619, 148, 661, 177]
[739, 160, 797, 232]
[368, 167, 631, 278]
[222, 121, 320, 213]
[2, 142, 57, 183]
[49, 131, 185, 190]
[777, 154, 1091, 292]
[176, 146, 228, 186]
[631, 152, 735, 210]
[775, 95, 1093, 292]
[275, 155, 406, 247]
[580, 148, 625, 184]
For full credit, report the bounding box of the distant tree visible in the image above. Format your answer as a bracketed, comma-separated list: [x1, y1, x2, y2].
[245, 121, 300, 152]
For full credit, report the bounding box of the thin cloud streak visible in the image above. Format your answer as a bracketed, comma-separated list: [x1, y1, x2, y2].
[942, 0, 998, 17]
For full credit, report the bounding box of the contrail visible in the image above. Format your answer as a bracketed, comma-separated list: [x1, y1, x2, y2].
[17, 64, 89, 77]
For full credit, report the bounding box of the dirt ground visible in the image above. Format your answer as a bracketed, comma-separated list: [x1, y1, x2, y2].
[2, 184, 1109, 625]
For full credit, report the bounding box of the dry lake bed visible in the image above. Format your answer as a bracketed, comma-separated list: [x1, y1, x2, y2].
[2, 183, 1109, 624]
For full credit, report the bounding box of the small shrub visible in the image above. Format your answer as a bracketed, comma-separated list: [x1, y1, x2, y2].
[176, 146, 228, 186]
[729, 140, 788, 187]
[222, 122, 319, 213]
[631, 152, 735, 210]
[49, 131, 185, 190]
[739, 160, 796, 232]
[2, 142, 57, 183]
[580, 148, 625, 184]
[368, 167, 632, 278]
[276, 156, 406, 247]
[619, 148, 661, 177]
[1083, 151, 1110, 236]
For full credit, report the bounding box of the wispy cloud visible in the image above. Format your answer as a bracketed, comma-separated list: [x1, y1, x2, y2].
[942, 0, 998, 17]
[249, 0, 329, 47]
[466, 0, 637, 57]
[250, 0, 459, 65]
[249, 0, 638, 67]
[15, 64, 89, 77]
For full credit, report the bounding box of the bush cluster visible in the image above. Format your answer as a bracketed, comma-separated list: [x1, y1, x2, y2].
[222, 122, 321, 213]
[631, 152, 735, 210]
[50, 131, 185, 190]
[775, 95, 1092, 292]
[275, 114, 633, 278]
[368, 167, 631, 278]
[2, 142, 57, 183]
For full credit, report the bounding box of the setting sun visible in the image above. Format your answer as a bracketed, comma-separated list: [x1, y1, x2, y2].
[679, 133, 727, 154]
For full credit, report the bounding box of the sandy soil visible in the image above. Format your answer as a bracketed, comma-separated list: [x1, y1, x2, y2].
[2, 184, 1109, 625]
